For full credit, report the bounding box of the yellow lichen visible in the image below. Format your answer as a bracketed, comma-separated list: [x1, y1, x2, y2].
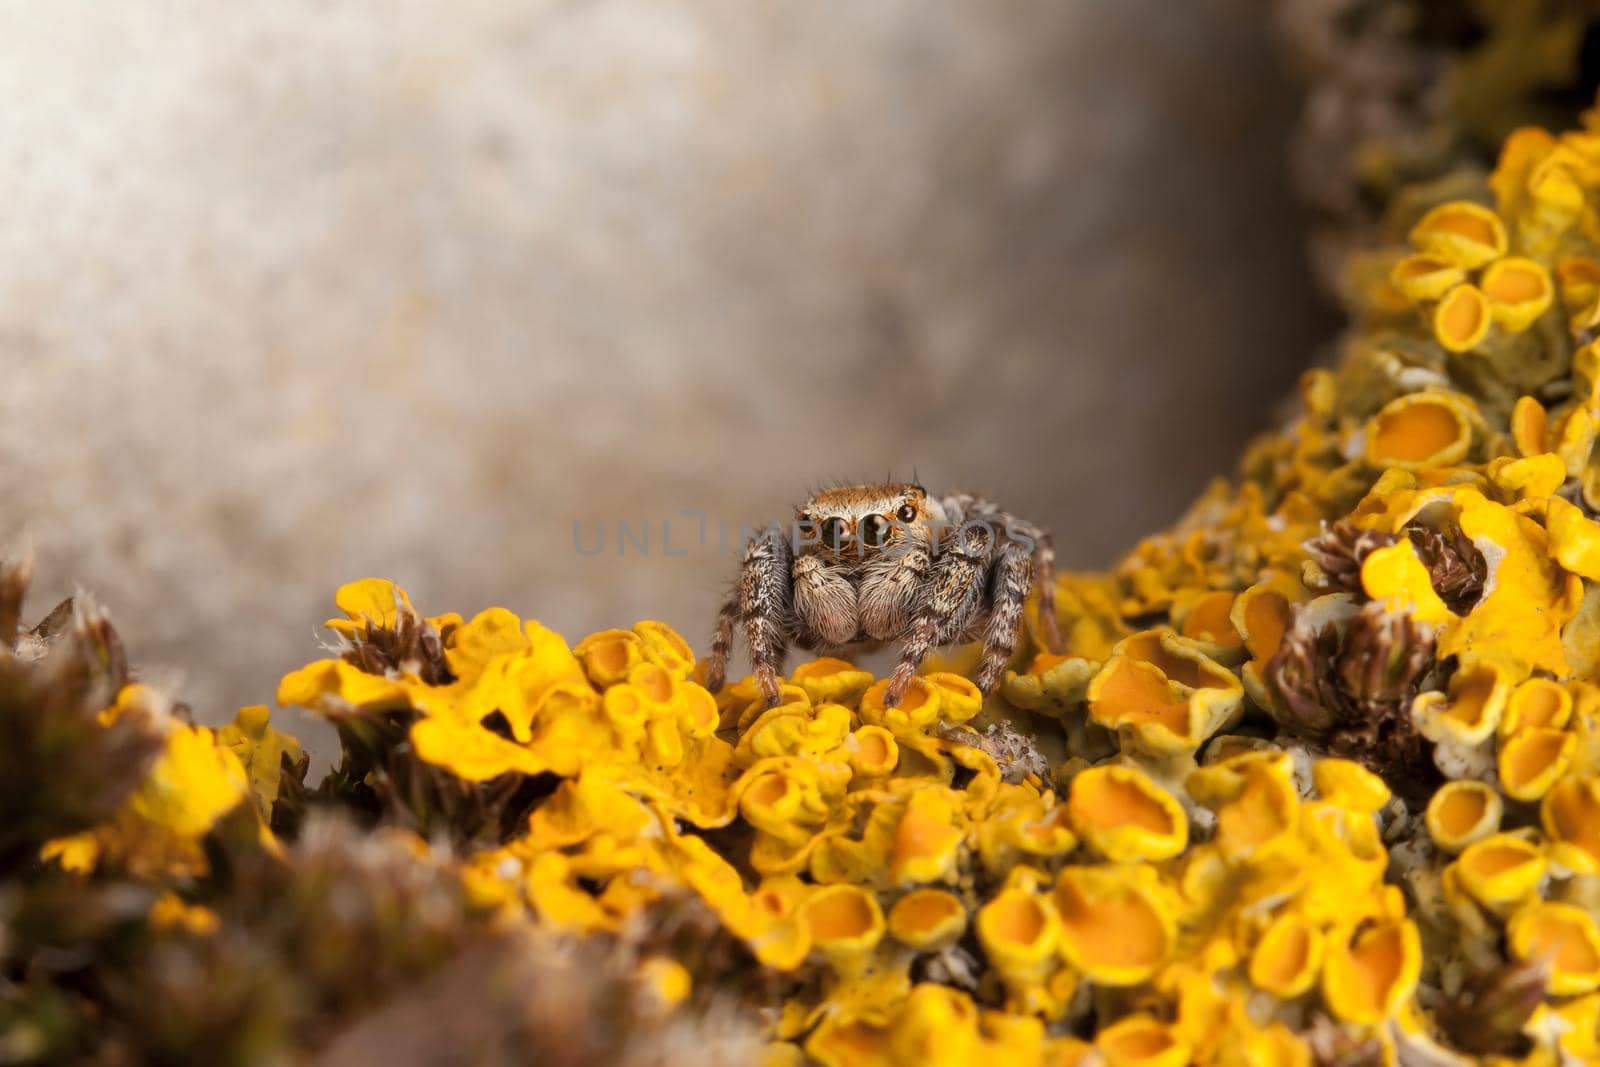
[888, 888, 967, 951]
[1054, 865, 1173, 986]
[1248, 911, 1323, 999]
[1066, 764, 1187, 863]
[1508, 901, 1600, 995]
[1087, 631, 1243, 757]
[1432, 283, 1493, 352]
[1497, 726, 1575, 802]
[1542, 774, 1600, 873]
[1452, 833, 1548, 917]
[1363, 391, 1479, 470]
[1409, 200, 1508, 268]
[1320, 916, 1421, 1026]
[1424, 779, 1503, 853]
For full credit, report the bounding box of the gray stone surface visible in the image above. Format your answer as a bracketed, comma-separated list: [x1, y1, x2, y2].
[0, 0, 1330, 721]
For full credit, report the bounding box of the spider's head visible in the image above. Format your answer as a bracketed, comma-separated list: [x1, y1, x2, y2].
[795, 483, 941, 562]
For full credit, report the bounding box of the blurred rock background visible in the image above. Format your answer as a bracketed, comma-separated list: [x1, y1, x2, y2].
[0, 0, 1331, 721]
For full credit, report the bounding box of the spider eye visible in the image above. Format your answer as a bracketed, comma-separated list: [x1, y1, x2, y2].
[896, 503, 918, 523]
[860, 514, 890, 547]
[820, 517, 850, 549]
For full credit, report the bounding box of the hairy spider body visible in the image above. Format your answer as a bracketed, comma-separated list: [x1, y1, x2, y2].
[706, 483, 1061, 708]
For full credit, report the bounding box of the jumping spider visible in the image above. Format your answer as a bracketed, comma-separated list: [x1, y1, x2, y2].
[706, 483, 1062, 708]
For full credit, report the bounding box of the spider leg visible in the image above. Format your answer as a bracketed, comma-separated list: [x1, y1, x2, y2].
[739, 523, 794, 707]
[885, 615, 939, 707]
[1033, 532, 1062, 652]
[705, 595, 739, 692]
[885, 524, 990, 706]
[976, 541, 1033, 692]
[998, 515, 1061, 654]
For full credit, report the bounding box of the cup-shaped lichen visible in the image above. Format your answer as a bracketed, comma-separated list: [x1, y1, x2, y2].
[1364, 391, 1480, 471]
[1433, 284, 1492, 352]
[1541, 774, 1600, 877]
[802, 883, 886, 968]
[887, 888, 967, 951]
[1452, 833, 1548, 917]
[1248, 911, 1324, 999]
[1065, 765, 1187, 863]
[1409, 200, 1508, 268]
[1092, 1015, 1190, 1067]
[1508, 901, 1600, 995]
[1498, 726, 1576, 802]
[1481, 256, 1554, 331]
[1425, 779, 1503, 853]
[1320, 917, 1422, 1026]
[1086, 631, 1243, 757]
[1053, 866, 1173, 986]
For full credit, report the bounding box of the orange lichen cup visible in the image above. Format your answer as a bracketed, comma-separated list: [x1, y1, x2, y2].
[1086, 631, 1243, 756]
[1364, 391, 1478, 470]
[1249, 911, 1324, 998]
[573, 628, 644, 687]
[1433, 284, 1492, 352]
[1313, 758, 1390, 815]
[1508, 902, 1600, 995]
[922, 672, 984, 724]
[858, 677, 942, 733]
[888, 888, 968, 951]
[1502, 677, 1573, 737]
[631, 620, 696, 679]
[1557, 254, 1600, 308]
[1542, 774, 1600, 874]
[1497, 727, 1576, 802]
[805, 1017, 888, 1067]
[1093, 1015, 1190, 1067]
[1187, 752, 1299, 861]
[976, 889, 1061, 988]
[1231, 584, 1291, 663]
[1510, 395, 1550, 457]
[1066, 765, 1187, 863]
[1320, 917, 1422, 1025]
[1413, 660, 1510, 747]
[1409, 200, 1508, 268]
[891, 788, 965, 885]
[790, 657, 874, 707]
[1424, 780, 1502, 853]
[1054, 866, 1173, 986]
[1391, 254, 1466, 303]
[1177, 590, 1243, 656]
[1481, 256, 1554, 331]
[802, 884, 886, 962]
[1453, 833, 1547, 916]
[847, 725, 899, 778]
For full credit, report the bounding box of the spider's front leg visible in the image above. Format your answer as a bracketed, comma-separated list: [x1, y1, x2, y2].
[740, 523, 795, 707]
[884, 525, 989, 706]
[976, 540, 1034, 692]
[707, 523, 794, 705]
[705, 596, 739, 694]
